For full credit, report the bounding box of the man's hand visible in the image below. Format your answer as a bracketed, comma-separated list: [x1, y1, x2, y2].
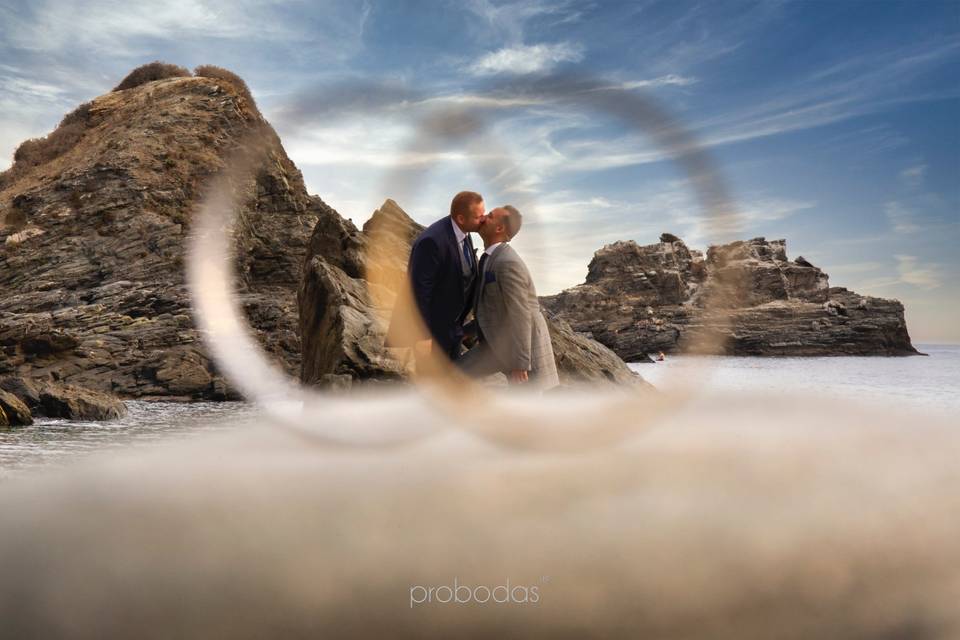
[509, 369, 529, 384]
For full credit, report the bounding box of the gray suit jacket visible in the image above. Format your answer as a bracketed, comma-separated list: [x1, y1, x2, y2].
[462, 243, 559, 389]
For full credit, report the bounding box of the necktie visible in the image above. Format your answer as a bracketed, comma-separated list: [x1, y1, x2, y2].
[462, 237, 475, 271]
[477, 252, 488, 277]
[456, 243, 480, 327]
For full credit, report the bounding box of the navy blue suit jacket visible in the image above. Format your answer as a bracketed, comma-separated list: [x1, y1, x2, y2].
[387, 216, 477, 358]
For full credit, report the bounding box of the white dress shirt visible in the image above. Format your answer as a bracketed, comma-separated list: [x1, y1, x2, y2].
[450, 216, 467, 245]
[451, 217, 472, 273]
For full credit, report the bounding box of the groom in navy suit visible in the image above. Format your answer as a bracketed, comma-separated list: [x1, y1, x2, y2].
[386, 191, 486, 362]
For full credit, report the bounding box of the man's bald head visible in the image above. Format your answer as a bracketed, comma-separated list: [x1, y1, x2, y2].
[479, 205, 523, 246]
[501, 205, 522, 240]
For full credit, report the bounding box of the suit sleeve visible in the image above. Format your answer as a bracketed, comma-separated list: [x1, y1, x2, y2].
[409, 236, 441, 333]
[496, 260, 534, 370]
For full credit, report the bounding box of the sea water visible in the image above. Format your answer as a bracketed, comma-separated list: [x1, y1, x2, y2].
[2, 344, 956, 478]
[0, 400, 258, 479]
[629, 343, 960, 416]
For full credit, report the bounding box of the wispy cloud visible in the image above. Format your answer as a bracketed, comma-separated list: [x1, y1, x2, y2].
[885, 201, 921, 234]
[271, 29, 960, 186]
[899, 164, 926, 188]
[824, 261, 885, 275]
[737, 197, 817, 223]
[0, 72, 75, 129]
[808, 38, 960, 83]
[895, 255, 943, 290]
[4, 0, 296, 56]
[282, 117, 512, 169]
[814, 124, 910, 157]
[465, 0, 587, 46]
[1, 0, 371, 78]
[681, 38, 960, 153]
[468, 42, 584, 76]
[620, 74, 697, 90]
[268, 82, 544, 130]
[670, 196, 816, 246]
[0, 76, 68, 101]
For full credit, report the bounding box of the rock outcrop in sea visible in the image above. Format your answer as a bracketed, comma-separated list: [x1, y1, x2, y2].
[0, 375, 127, 424]
[299, 199, 646, 388]
[0, 65, 321, 402]
[541, 234, 918, 359]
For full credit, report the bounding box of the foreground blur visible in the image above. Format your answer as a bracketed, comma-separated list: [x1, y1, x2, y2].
[0, 389, 956, 639]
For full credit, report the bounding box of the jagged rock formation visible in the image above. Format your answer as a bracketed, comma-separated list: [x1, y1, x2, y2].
[0, 388, 33, 426]
[546, 316, 646, 384]
[0, 376, 41, 409]
[298, 200, 409, 385]
[542, 235, 918, 359]
[38, 382, 128, 421]
[0, 375, 129, 424]
[0, 69, 323, 400]
[299, 199, 645, 387]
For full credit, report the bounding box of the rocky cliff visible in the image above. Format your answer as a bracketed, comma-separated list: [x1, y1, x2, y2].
[299, 199, 646, 387]
[0, 66, 322, 399]
[541, 234, 918, 359]
[0, 64, 644, 403]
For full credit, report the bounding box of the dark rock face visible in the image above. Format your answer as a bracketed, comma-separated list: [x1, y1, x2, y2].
[0, 375, 127, 423]
[541, 238, 705, 361]
[0, 74, 320, 399]
[298, 199, 409, 385]
[298, 200, 646, 387]
[0, 388, 33, 426]
[546, 317, 648, 385]
[38, 383, 127, 421]
[0, 376, 41, 409]
[541, 235, 918, 359]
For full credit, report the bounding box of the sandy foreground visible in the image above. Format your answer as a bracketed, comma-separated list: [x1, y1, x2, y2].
[0, 387, 957, 639]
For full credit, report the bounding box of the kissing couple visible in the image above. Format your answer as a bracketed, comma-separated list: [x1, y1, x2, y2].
[386, 191, 559, 390]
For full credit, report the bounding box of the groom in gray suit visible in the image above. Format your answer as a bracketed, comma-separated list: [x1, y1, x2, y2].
[458, 206, 560, 389]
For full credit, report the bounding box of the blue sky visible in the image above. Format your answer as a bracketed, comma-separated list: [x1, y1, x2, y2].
[1, 0, 958, 340]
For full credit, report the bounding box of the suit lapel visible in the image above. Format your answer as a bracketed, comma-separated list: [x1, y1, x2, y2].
[475, 243, 507, 309]
[443, 216, 458, 261]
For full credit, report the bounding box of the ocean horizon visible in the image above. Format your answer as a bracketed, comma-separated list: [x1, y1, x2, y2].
[629, 343, 960, 416]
